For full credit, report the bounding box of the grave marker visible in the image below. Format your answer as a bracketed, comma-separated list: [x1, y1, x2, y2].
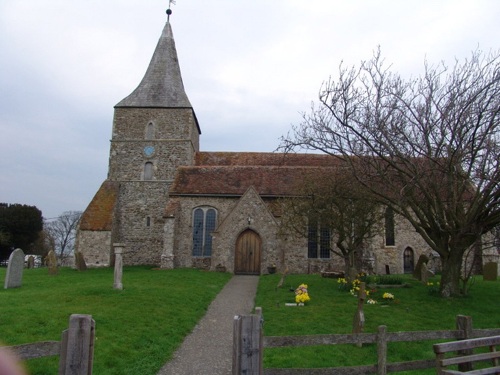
[47, 250, 58, 275]
[413, 254, 429, 280]
[4, 248, 25, 289]
[483, 262, 498, 281]
[74, 251, 87, 271]
[27, 255, 35, 269]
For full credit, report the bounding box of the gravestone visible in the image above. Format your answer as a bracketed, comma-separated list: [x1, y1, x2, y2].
[421, 262, 429, 284]
[74, 251, 87, 271]
[4, 248, 25, 289]
[47, 250, 58, 275]
[413, 254, 429, 280]
[483, 262, 498, 281]
[27, 255, 35, 269]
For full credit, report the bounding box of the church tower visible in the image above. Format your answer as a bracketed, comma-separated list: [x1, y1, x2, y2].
[77, 15, 200, 266]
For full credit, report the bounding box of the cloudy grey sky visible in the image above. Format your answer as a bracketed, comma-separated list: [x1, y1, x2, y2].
[0, 0, 498, 219]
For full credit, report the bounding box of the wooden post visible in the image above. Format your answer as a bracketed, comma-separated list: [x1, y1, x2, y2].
[232, 310, 263, 375]
[352, 282, 366, 347]
[376, 325, 387, 375]
[60, 314, 95, 375]
[456, 315, 473, 372]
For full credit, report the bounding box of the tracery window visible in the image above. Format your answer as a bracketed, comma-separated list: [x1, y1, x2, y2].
[307, 218, 331, 259]
[192, 207, 217, 257]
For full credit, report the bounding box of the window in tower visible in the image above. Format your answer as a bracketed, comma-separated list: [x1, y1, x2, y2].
[144, 162, 153, 180]
[145, 122, 155, 140]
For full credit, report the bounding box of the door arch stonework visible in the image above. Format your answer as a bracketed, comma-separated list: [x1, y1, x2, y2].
[234, 229, 261, 275]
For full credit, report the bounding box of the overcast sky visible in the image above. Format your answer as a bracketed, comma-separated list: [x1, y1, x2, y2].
[0, 1, 498, 220]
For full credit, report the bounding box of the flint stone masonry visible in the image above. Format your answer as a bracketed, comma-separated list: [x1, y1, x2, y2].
[76, 231, 112, 267]
[4, 248, 25, 289]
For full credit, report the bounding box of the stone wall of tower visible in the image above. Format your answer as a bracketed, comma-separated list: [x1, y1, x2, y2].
[109, 107, 199, 266]
[109, 108, 199, 181]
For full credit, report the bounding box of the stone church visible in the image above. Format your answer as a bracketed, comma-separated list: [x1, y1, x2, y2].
[76, 18, 436, 275]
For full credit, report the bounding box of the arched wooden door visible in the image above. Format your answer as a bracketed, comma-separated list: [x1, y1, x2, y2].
[234, 229, 261, 275]
[403, 247, 415, 274]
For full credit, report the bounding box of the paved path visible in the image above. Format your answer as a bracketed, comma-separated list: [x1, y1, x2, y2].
[157, 275, 259, 375]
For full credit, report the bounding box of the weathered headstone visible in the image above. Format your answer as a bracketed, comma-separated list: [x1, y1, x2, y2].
[113, 243, 124, 290]
[47, 250, 58, 275]
[483, 262, 498, 281]
[27, 255, 35, 269]
[413, 254, 429, 280]
[74, 251, 87, 271]
[421, 262, 429, 284]
[4, 248, 25, 289]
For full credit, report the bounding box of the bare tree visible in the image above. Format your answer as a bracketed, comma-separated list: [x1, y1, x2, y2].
[278, 169, 382, 279]
[45, 211, 82, 261]
[281, 49, 500, 297]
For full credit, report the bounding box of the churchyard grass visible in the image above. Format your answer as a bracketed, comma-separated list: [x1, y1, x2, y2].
[0, 266, 231, 375]
[255, 273, 500, 374]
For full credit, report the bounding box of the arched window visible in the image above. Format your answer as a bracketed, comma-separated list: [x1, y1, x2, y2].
[384, 207, 395, 246]
[145, 122, 155, 140]
[144, 162, 153, 180]
[192, 207, 217, 257]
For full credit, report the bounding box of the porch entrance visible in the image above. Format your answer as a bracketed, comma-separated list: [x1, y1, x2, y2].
[234, 229, 261, 275]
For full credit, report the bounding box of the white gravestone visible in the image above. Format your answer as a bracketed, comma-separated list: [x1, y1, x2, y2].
[4, 248, 25, 289]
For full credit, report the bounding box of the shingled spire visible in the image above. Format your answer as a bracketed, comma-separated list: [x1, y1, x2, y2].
[115, 21, 192, 108]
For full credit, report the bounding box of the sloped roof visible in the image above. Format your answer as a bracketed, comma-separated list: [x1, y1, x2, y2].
[170, 152, 342, 197]
[195, 151, 341, 167]
[79, 181, 119, 231]
[115, 22, 192, 109]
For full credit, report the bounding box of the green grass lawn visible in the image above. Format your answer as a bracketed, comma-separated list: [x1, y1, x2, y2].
[0, 266, 231, 375]
[1, 267, 498, 374]
[254, 273, 500, 374]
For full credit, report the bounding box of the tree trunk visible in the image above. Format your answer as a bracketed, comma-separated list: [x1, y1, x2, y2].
[439, 251, 464, 297]
[344, 254, 358, 281]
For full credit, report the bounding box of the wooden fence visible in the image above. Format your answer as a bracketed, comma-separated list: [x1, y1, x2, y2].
[233, 309, 500, 375]
[1, 314, 95, 375]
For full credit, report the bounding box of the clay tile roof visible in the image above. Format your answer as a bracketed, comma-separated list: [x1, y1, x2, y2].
[169, 165, 332, 197]
[195, 152, 340, 167]
[79, 181, 119, 231]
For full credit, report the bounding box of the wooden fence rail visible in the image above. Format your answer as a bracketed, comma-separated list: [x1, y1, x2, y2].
[1, 314, 95, 375]
[233, 310, 500, 375]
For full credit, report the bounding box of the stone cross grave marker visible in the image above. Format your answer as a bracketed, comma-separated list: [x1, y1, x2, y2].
[4, 248, 25, 289]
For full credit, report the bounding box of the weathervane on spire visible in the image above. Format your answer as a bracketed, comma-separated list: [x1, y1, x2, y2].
[167, 0, 176, 21]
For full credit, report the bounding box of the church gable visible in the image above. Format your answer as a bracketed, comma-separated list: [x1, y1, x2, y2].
[211, 187, 279, 274]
